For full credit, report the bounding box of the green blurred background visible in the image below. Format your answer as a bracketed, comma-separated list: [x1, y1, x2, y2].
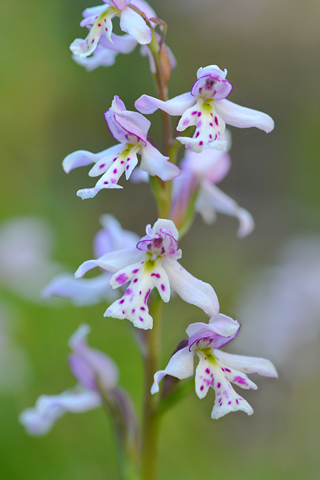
[1, 1, 319, 479]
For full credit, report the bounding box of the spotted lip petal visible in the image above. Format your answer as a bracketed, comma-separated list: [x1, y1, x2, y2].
[105, 259, 171, 330]
[194, 349, 254, 419]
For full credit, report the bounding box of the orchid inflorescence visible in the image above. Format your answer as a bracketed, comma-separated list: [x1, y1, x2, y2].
[20, 2, 278, 479]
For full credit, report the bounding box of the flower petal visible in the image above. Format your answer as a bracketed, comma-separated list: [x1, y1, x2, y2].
[63, 145, 123, 174]
[135, 92, 195, 115]
[68, 324, 119, 391]
[42, 272, 115, 306]
[140, 142, 180, 181]
[196, 182, 255, 237]
[195, 349, 254, 419]
[215, 99, 275, 133]
[75, 248, 143, 277]
[163, 257, 219, 317]
[96, 214, 139, 256]
[151, 346, 194, 394]
[215, 350, 278, 378]
[105, 258, 171, 330]
[19, 388, 101, 436]
[187, 314, 240, 350]
[120, 6, 152, 44]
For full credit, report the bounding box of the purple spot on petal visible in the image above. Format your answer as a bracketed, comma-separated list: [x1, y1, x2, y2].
[236, 399, 239, 405]
[228, 401, 232, 405]
[183, 119, 190, 126]
[99, 163, 105, 169]
[104, 181, 108, 184]
[217, 382, 221, 388]
[205, 368, 210, 374]
[233, 376, 248, 386]
[161, 284, 165, 291]
[111, 178, 116, 184]
[126, 165, 129, 170]
[225, 368, 231, 373]
[121, 160, 124, 164]
[151, 273, 160, 278]
[214, 116, 219, 126]
[122, 310, 125, 314]
[116, 274, 128, 284]
[139, 291, 142, 295]
[191, 110, 197, 115]
[91, 39, 95, 44]
[132, 269, 139, 273]
[144, 288, 151, 305]
[195, 131, 200, 138]
[125, 288, 132, 295]
[113, 169, 117, 174]
[133, 278, 138, 283]
[197, 112, 201, 117]
[139, 316, 144, 322]
[119, 299, 125, 304]
[140, 306, 145, 311]
[200, 385, 204, 391]
[199, 141, 203, 146]
[132, 309, 135, 313]
[98, 23, 101, 27]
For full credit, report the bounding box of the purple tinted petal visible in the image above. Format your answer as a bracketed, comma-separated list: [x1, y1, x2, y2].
[43, 272, 114, 306]
[69, 324, 119, 391]
[19, 389, 101, 436]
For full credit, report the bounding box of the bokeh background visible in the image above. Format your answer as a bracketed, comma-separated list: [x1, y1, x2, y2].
[1, 0, 320, 478]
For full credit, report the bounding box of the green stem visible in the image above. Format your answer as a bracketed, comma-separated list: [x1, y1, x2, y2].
[100, 388, 140, 480]
[141, 292, 163, 480]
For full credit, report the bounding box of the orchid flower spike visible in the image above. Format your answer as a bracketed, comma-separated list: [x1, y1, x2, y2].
[171, 139, 254, 238]
[75, 219, 219, 330]
[135, 65, 275, 152]
[19, 325, 118, 435]
[152, 314, 278, 419]
[63, 96, 180, 199]
[70, 0, 156, 59]
[43, 215, 139, 305]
